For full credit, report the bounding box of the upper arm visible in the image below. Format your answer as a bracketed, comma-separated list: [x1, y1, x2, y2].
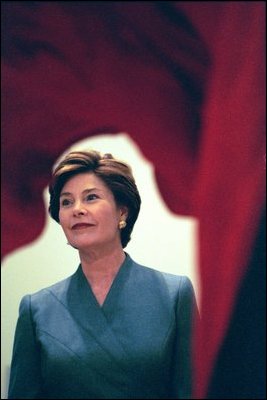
[8, 295, 44, 399]
[172, 277, 199, 399]
[177, 276, 199, 331]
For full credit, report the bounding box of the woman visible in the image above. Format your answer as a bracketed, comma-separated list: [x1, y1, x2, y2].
[8, 150, 198, 399]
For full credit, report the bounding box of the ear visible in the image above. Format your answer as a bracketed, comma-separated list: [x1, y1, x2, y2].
[119, 206, 128, 220]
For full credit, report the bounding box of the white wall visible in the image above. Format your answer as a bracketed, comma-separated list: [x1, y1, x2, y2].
[1, 133, 199, 398]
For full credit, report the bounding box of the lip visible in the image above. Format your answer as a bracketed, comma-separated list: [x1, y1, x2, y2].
[71, 223, 95, 230]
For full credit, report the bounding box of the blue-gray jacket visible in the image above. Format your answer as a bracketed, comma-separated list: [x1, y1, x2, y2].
[8, 254, 198, 399]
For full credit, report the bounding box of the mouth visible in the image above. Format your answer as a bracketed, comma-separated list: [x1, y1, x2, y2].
[71, 223, 95, 230]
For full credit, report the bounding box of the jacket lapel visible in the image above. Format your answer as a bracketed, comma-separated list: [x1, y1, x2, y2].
[53, 256, 132, 373]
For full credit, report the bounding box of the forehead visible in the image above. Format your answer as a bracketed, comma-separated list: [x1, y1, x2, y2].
[61, 172, 108, 193]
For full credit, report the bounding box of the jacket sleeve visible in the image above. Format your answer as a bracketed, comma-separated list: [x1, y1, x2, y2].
[172, 276, 199, 399]
[8, 294, 44, 399]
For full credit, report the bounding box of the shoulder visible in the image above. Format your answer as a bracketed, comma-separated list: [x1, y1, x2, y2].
[130, 255, 191, 285]
[129, 255, 194, 301]
[19, 266, 80, 310]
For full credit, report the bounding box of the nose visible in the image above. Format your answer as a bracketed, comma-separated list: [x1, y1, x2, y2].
[73, 202, 87, 217]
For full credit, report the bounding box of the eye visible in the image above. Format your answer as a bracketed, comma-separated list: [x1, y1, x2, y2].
[60, 198, 72, 207]
[85, 193, 99, 202]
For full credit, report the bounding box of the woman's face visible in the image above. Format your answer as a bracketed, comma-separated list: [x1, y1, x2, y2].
[58, 172, 126, 252]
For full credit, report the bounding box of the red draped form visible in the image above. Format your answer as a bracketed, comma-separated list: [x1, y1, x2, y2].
[191, 2, 266, 397]
[1, 2, 265, 398]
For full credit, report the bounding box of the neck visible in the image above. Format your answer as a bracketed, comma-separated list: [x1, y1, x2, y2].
[79, 247, 126, 285]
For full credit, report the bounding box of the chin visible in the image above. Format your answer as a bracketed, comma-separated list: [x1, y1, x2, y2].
[71, 240, 98, 250]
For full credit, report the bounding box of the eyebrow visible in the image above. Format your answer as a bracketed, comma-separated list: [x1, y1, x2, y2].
[60, 188, 100, 197]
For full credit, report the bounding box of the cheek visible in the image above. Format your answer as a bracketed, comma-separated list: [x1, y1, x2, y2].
[58, 211, 68, 229]
[99, 208, 120, 227]
[58, 211, 63, 224]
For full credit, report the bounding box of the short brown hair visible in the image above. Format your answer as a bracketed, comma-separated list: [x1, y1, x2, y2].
[49, 150, 141, 248]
